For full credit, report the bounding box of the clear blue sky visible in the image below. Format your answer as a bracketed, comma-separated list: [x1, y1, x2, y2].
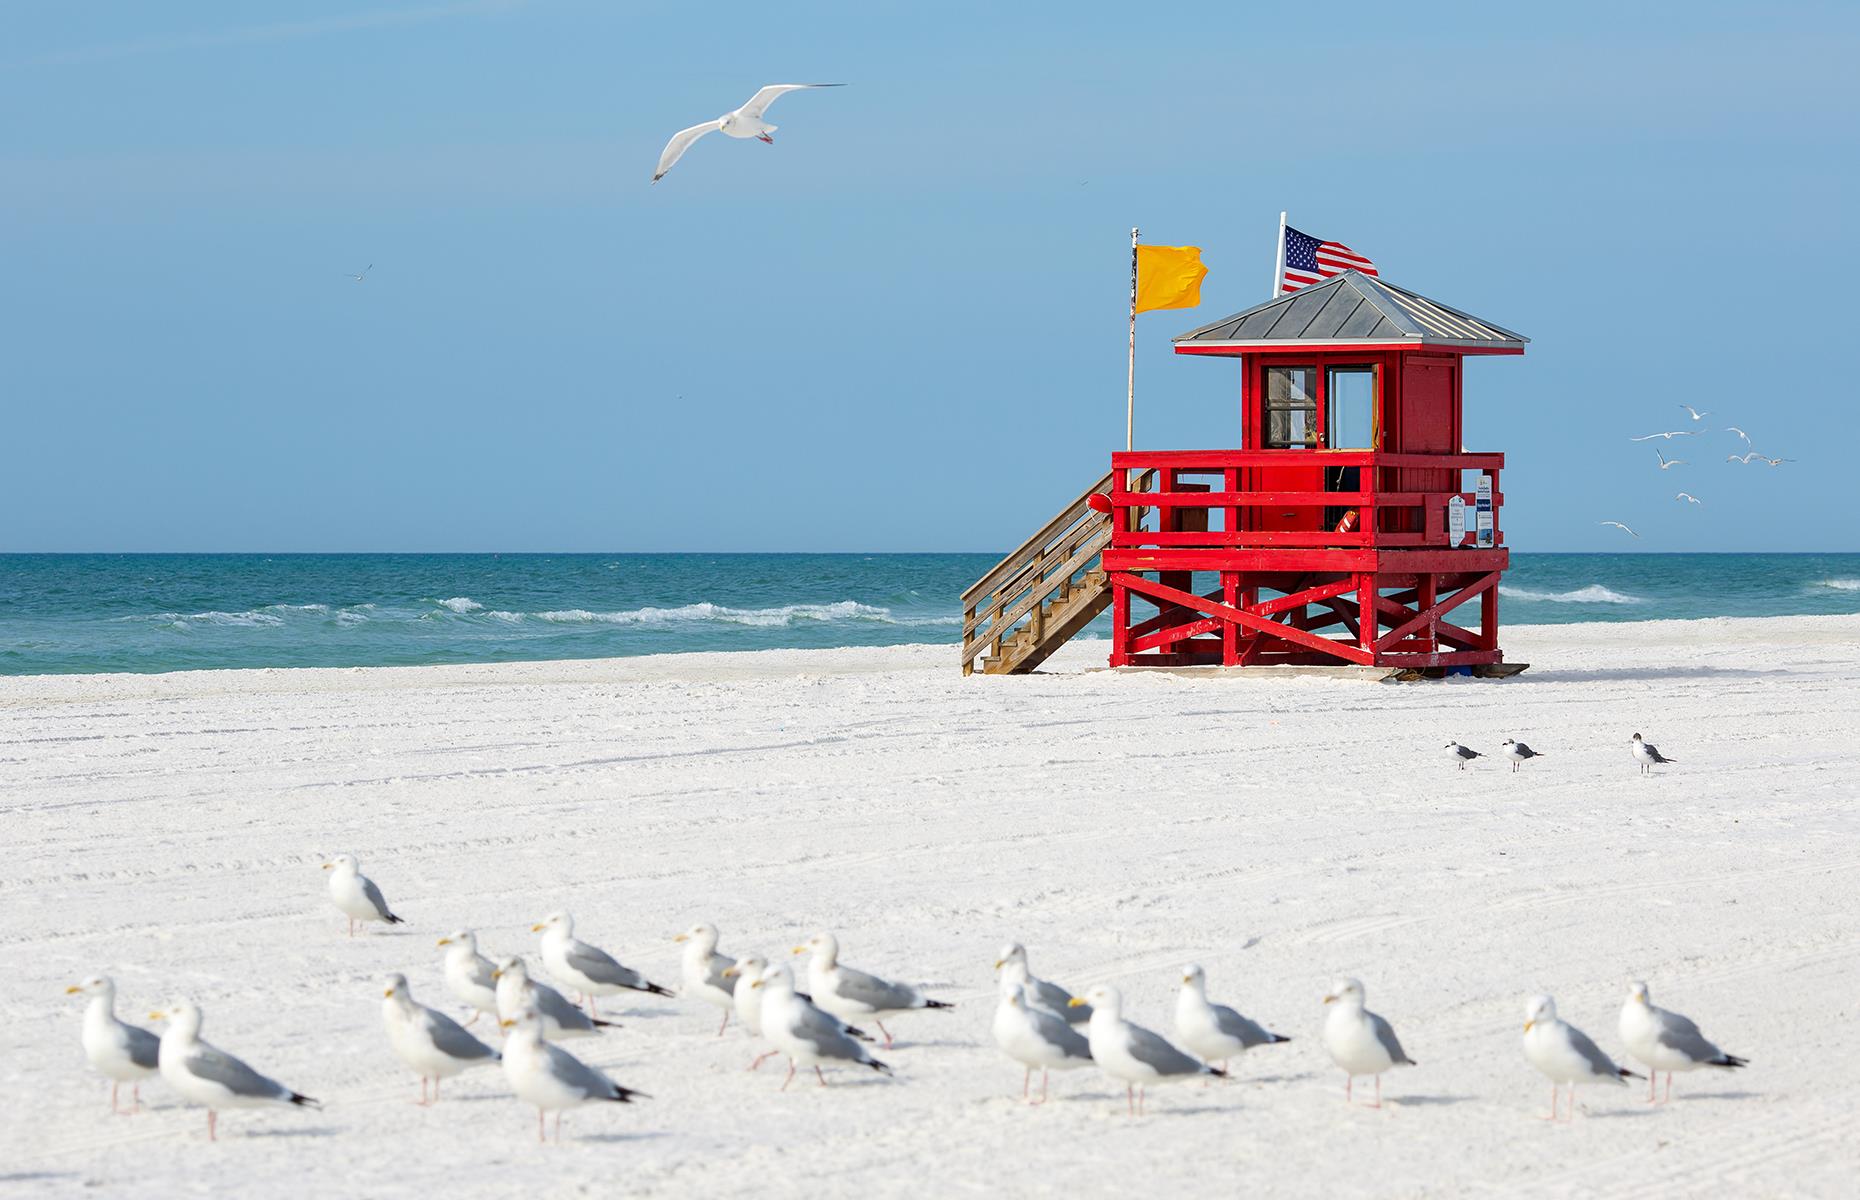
[4, 0, 1856, 553]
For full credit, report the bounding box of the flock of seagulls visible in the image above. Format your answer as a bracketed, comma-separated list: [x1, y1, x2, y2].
[1441, 732, 1672, 774]
[1602, 404, 1795, 536]
[67, 857, 1749, 1139]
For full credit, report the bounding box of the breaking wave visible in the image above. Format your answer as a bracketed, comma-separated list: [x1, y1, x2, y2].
[1498, 584, 1642, 605]
[434, 597, 482, 613]
[515, 601, 960, 628]
[1812, 578, 1860, 592]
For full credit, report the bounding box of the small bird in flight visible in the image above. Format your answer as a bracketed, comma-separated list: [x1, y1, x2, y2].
[653, 84, 844, 183]
[1756, 455, 1795, 467]
[1678, 404, 1710, 421]
[1654, 449, 1686, 470]
[1675, 492, 1702, 505]
[1725, 426, 1751, 445]
[346, 264, 372, 283]
[1599, 521, 1639, 538]
[1630, 430, 1698, 442]
[1726, 452, 1760, 464]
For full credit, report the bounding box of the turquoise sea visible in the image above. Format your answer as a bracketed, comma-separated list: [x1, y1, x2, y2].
[3, 553, 1858, 676]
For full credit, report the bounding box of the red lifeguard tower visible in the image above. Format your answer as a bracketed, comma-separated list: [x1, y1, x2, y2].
[961, 270, 1527, 676]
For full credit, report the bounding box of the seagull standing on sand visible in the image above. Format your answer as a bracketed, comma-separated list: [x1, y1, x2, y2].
[68, 975, 160, 1114]
[798, 932, 952, 1048]
[995, 942, 1089, 1022]
[322, 853, 404, 936]
[1069, 984, 1223, 1115]
[437, 930, 500, 1026]
[754, 963, 891, 1089]
[382, 973, 499, 1105]
[675, 922, 737, 1035]
[149, 999, 318, 1141]
[1444, 742, 1483, 770]
[1174, 964, 1291, 1073]
[1618, 981, 1747, 1103]
[1321, 978, 1415, 1107]
[1522, 994, 1640, 1121]
[493, 956, 616, 1040]
[1599, 521, 1640, 538]
[652, 84, 844, 182]
[994, 983, 1092, 1104]
[723, 956, 782, 1071]
[1654, 449, 1686, 470]
[1501, 739, 1544, 772]
[1631, 733, 1676, 775]
[500, 1007, 644, 1143]
[534, 912, 673, 1017]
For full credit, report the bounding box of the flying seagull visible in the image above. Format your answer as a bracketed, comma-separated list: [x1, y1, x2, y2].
[1599, 521, 1639, 538]
[652, 84, 844, 182]
[1678, 404, 1710, 421]
[1756, 455, 1795, 467]
[1654, 449, 1686, 470]
[1629, 430, 1699, 441]
[1726, 452, 1761, 464]
[346, 264, 372, 283]
[1725, 426, 1752, 445]
[1676, 492, 1702, 505]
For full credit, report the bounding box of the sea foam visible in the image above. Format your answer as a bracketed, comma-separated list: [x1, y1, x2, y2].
[513, 601, 959, 628]
[1813, 578, 1860, 592]
[1498, 584, 1642, 604]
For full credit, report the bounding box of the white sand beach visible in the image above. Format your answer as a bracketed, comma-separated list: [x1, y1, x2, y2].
[3, 614, 1858, 1198]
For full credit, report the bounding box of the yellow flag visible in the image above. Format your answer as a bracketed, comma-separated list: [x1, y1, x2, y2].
[1135, 244, 1207, 313]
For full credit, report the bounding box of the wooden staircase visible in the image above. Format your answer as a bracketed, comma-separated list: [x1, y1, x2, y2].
[960, 469, 1150, 675]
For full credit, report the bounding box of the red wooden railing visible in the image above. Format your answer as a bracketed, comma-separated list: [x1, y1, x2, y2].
[1107, 450, 1503, 551]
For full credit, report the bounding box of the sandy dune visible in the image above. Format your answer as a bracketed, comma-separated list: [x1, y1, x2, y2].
[3, 615, 1857, 1197]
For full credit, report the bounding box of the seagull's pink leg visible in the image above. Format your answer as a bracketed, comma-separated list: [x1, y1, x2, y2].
[434, 1076, 443, 1103]
[1345, 1074, 1353, 1103]
[1037, 1069, 1050, 1105]
[717, 1011, 730, 1037]
[877, 1020, 893, 1048]
[782, 1061, 797, 1091]
[1126, 1083, 1134, 1115]
[132, 1083, 142, 1113]
[749, 1050, 777, 1071]
[1022, 1067, 1030, 1100]
[1539, 1081, 1557, 1120]
[554, 1112, 563, 1143]
[1664, 1073, 1672, 1103]
[1646, 1070, 1656, 1103]
[110, 1082, 120, 1114]
[1137, 1086, 1146, 1116]
[208, 1110, 217, 1141]
[537, 1108, 545, 1142]
[815, 1066, 827, 1087]
[1369, 1076, 1382, 1109]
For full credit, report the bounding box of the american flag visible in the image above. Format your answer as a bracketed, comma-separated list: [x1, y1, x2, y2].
[1281, 225, 1377, 292]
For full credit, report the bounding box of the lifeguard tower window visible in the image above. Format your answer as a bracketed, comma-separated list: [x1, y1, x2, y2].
[1263, 366, 1318, 448]
[1326, 366, 1376, 449]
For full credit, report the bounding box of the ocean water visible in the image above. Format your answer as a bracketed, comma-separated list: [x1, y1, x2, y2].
[3, 552, 1858, 676]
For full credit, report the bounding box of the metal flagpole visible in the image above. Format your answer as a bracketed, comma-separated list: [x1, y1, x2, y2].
[1272, 210, 1287, 298]
[1126, 226, 1139, 452]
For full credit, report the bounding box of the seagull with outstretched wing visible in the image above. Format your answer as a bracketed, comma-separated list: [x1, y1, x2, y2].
[1725, 426, 1751, 445]
[1678, 404, 1710, 421]
[653, 84, 844, 182]
[1599, 521, 1640, 538]
[346, 264, 372, 283]
[1630, 430, 1699, 441]
[1676, 493, 1701, 505]
[1654, 449, 1685, 470]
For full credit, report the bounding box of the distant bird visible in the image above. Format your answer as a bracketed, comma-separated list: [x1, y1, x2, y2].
[1756, 455, 1795, 467]
[150, 999, 318, 1141]
[995, 942, 1088, 1023]
[345, 264, 372, 283]
[1523, 995, 1640, 1121]
[993, 982, 1093, 1104]
[1676, 492, 1702, 505]
[1598, 521, 1639, 538]
[1174, 964, 1291, 1073]
[1726, 452, 1761, 464]
[438, 930, 500, 1027]
[754, 963, 891, 1089]
[323, 853, 403, 936]
[493, 956, 616, 1040]
[1678, 404, 1710, 421]
[1654, 449, 1686, 470]
[798, 932, 953, 1048]
[381, 973, 499, 1105]
[534, 912, 673, 1018]
[675, 922, 737, 1036]
[1630, 732, 1675, 775]
[1070, 984, 1223, 1115]
[1629, 430, 1699, 441]
[1321, 977, 1415, 1108]
[68, 975, 159, 1114]
[1444, 741, 1483, 770]
[1501, 739, 1543, 772]
[652, 83, 845, 182]
[1725, 426, 1752, 445]
[1618, 981, 1746, 1103]
[500, 1006, 645, 1142]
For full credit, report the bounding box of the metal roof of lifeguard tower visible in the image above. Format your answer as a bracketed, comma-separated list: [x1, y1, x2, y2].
[1174, 270, 1528, 353]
